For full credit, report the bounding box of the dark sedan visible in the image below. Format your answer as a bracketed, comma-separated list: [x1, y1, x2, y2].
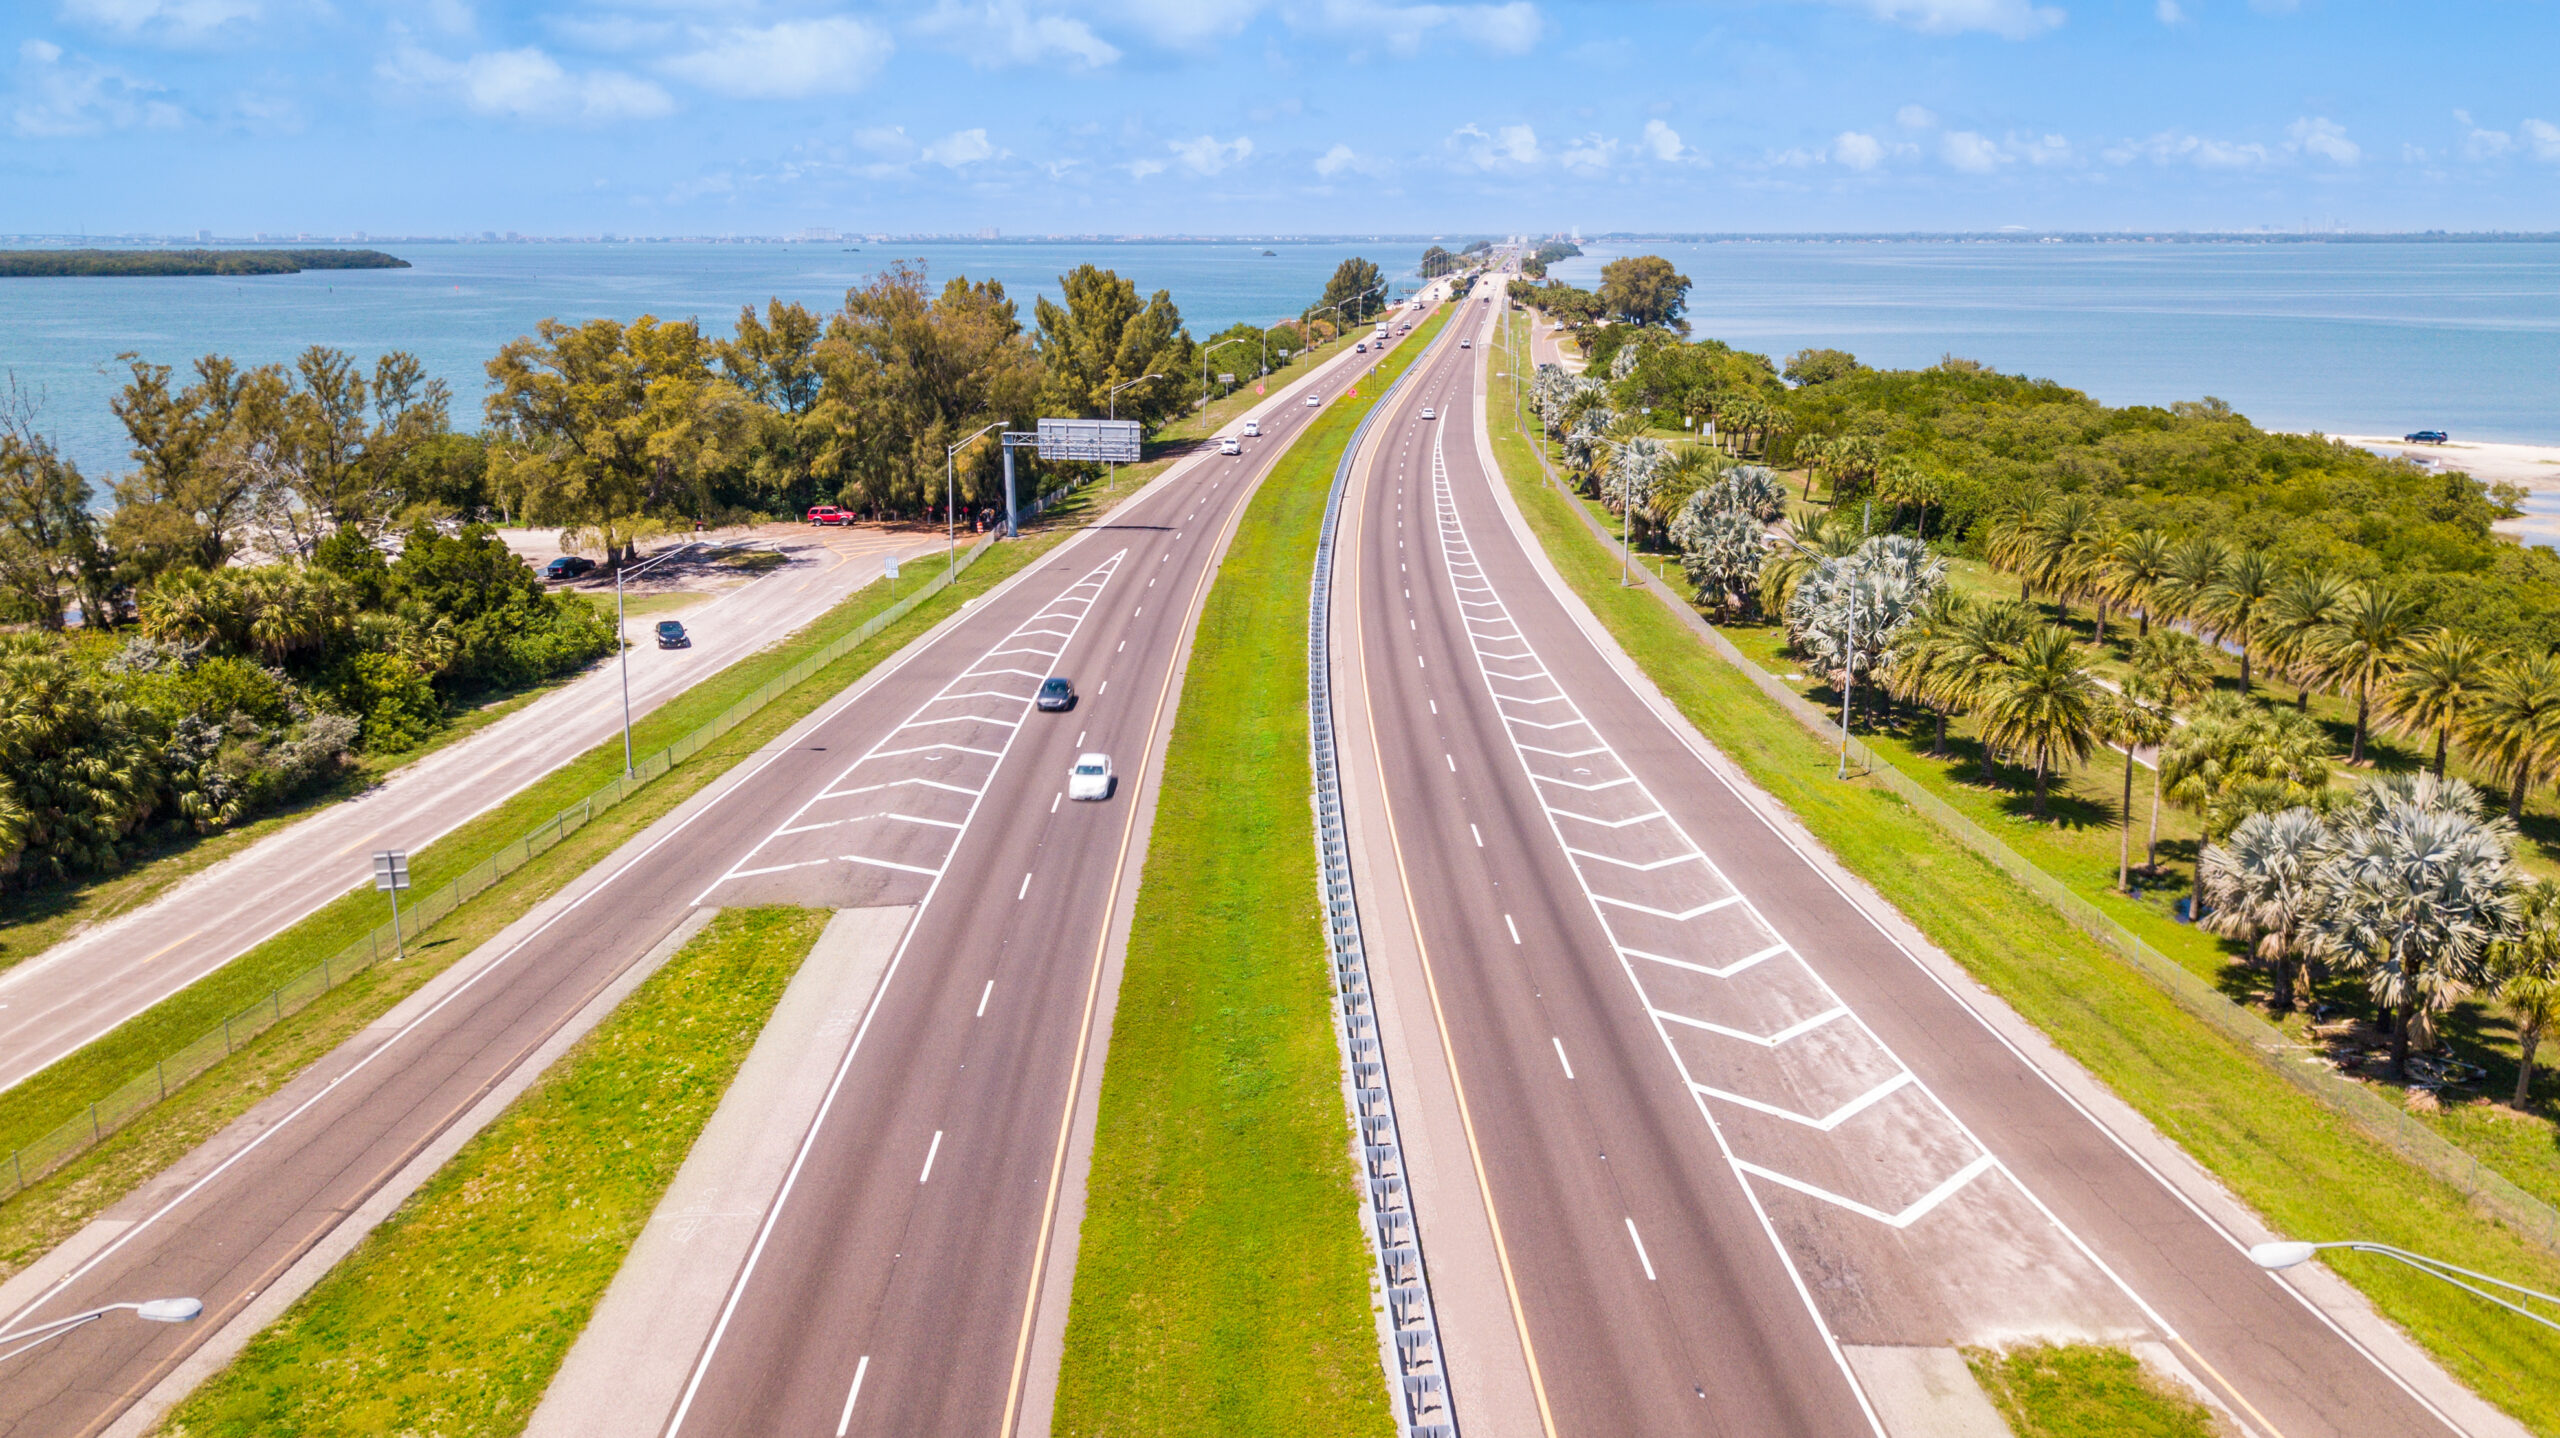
[655, 620, 692, 649]
[544, 555, 596, 580]
[1037, 676, 1076, 711]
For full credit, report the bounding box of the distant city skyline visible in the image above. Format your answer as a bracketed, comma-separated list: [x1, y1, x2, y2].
[5, 2, 2556, 235]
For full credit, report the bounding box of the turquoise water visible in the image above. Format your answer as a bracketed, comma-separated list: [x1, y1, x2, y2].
[1550, 240, 2560, 445]
[0, 239, 1416, 483]
[7, 238, 2555, 484]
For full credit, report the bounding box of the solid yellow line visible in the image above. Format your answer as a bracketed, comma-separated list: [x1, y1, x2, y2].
[2174, 1333, 2286, 1437]
[1349, 327, 1562, 1438]
[996, 421, 1282, 1438]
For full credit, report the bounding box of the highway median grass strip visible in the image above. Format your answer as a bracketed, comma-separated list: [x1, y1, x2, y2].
[1050, 315, 1443, 1435]
[0, 519, 1075, 1284]
[158, 904, 830, 1438]
[1485, 398, 2560, 1431]
[1964, 1345, 2227, 1438]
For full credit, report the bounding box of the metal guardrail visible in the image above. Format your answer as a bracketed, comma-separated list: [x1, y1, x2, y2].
[1310, 316, 1458, 1438]
[1506, 394, 2560, 1258]
[0, 529, 1002, 1203]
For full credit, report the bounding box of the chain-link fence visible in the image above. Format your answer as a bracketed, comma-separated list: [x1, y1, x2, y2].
[1, 532, 997, 1203]
[1513, 411, 2560, 1258]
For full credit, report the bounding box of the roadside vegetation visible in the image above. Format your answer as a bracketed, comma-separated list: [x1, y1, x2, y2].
[0, 514, 1073, 1285]
[1487, 309, 2560, 1429]
[160, 904, 827, 1438]
[1965, 1345, 2227, 1438]
[1052, 307, 1446, 1435]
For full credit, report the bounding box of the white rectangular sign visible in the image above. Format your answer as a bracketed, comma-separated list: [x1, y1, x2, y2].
[1037, 417, 1142, 464]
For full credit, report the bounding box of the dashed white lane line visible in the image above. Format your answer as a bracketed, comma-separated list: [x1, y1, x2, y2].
[1445, 754, 1456, 772]
[1553, 1036, 1574, 1079]
[1471, 824, 1483, 848]
[1051, 793, 1061, 814]
[977, 981, 994, 1018]
[918, 1130, 944, 1184]
[1505, 914, 1520, 945]
[835, 1356, 870, 1437]
[1625, 1218, 1657, 1281]
[1018, 872, 1032, 900]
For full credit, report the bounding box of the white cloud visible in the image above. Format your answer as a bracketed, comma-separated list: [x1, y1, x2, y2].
[1940, 129, 2005, 171]
[1105, 0, 1266, 48]
[2017, 132, 2072, 166]
[1125, 156, 1167, 179]
[2525, 119, 2560, 163]
[1642, 118, 1685, 161]
[922, 126, 997, 166]
[1805, 0, 2064, 40]
[915, 2, 1120, 69]
[381, 45, 673, 122]
[1169, 133, 1252, 175]
[1896, 104, 1936, 130]
[855, 124, 916, 160]
[2154, 0, 2185, 22]
[2289, 115, 2357, 166]
[12, 36, 186, 135]
[2105, 131, 2273, 169]
[663, 18, 892, 98]
[1310, 0, 1542, 56]
[1314, 141, 1386, 177]
[2458, 109, 2513, 160]
[1833, 129, 1886, 170]
[58, 0, 262, 45]
[1559, 133, 1617, 172]
[1448, 121, 1542, 169]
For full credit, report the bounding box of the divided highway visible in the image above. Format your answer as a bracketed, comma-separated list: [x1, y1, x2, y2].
[0, 331, 1411, 1438]
[1337, 283, 2470, 1435]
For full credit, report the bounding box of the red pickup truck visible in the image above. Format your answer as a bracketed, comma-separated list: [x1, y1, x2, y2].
[806, 505, 850, 526]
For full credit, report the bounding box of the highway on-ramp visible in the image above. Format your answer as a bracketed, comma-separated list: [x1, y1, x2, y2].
[1336, 282, 2474, 1435]
[0, 331, 1413, 1438]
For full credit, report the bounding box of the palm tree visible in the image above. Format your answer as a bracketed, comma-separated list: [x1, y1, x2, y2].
[2130, 629, 2219, 870]
[1978, 624, 2100, 818]
[2162, 692, 2333, 841]
[1887, 589, 1972, 758]
[1929, 599, 2039, 783]
[2310, 786, 2518, 1080]
[2310, 583, 2419, 765]
[1755, 511, 1861, 616]
[2198, 807, 2331, 1012]
[2101, 685, 2175, 890]
[2099, 528, 2175, 637]
[2149, 534, 2231, 633]
[2488, 879, 2560, 1108]
[2194, 549, 2279, 692]
[2258, 567, 2352, 709]
[2384, 628, 2493, 778]
[2464, 652, 2560, 822]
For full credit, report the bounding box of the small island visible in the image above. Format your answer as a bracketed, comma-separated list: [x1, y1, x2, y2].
[0, 248, 411, 278]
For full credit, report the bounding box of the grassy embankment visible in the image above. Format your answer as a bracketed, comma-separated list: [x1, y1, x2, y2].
[0, 508, 1091, 1284]
[1966, 1345, 2227, 1438]
[1050, 310, 1447, 1434]
[159, 905, 828, 1437]
[1483, 346, 2560, 1432]
[1512, 307, 2560, 1218]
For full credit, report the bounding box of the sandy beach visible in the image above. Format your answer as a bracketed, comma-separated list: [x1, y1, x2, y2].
[2310, 433, 2560, 547]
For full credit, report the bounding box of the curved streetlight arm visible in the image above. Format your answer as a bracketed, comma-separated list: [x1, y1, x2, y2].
[1200, 339, 1247, 410]
[0, 1297, 201, 1365]
[945, 419, 1008, 579]
[2251, 1241, 2560, 1333]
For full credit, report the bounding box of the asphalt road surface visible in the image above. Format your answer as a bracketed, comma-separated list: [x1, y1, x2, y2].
[1338, 285, 2467, 1436]
[0, 333, 1404, 1438]
[0, 525, 935, 1097]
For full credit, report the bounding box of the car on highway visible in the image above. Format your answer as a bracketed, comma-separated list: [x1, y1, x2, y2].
[1420, 407, 1436, 420]
[1355, 342, 1367, 353]
[1306, 393, 1321, 407]
[1459, 339, 1471, 348]
[806, 505, 851, 525]
[1219, 436, 1242, 455]
[1067, 752, 1114, 801]
[2405, 430, 2450, 443]
[1037, 676, 1076, 711]
[1242, 419, 1260, 437]
[543, 555, 596, 581]
[654, 620, 691, 649]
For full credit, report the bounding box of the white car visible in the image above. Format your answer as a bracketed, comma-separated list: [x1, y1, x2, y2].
[1420, 407, 1436, 420]
[1218, 435, 1241, 455]
[1067, 753, 1114, 801]
[1306, 393, 1322, 407]
[1459, 339, 1471, 348]
[1242, 419, 1260, 437]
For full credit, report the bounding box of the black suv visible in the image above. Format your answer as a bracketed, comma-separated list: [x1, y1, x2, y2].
[2404, 430, 2450, 444]
[654, 620, 691, 649]
[1037, 676, 1076, 711]
[544, 555, 596, 580]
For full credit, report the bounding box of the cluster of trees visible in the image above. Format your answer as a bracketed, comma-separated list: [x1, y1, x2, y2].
[0, 248, 410, 278]
[1516, 239, 1580, 280]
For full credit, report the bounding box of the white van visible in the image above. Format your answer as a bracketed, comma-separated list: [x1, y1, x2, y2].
[1242, 419, 1260, 437]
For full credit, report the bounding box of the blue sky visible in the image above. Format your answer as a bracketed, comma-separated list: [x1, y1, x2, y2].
[6, 0, 2557, 236]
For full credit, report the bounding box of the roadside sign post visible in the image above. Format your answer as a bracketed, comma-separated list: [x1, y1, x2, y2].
[373, 850, 410, 962]
[1037, 417, 1142, 503]
[884, 551, 898, 597]
[1000, 432, 1040, 538]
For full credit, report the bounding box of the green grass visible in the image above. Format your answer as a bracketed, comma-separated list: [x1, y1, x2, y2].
[1966, 1345, 2227, 1438]
[1050, 309, 1448, 1436]
[0, 516, 1084, 1285]
[159, 905, 829, 1438]
[576, 588, 709, 620]
[1485, 405, 2560, 1434]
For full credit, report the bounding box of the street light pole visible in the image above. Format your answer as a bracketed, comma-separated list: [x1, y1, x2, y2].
[615, 540, 705, 778]
[1781, 535, 1859, 780]
[0, 1297, 201, 1364]
[1103, 374, 1161, 493]
[946, 420, 1006, 581]
[1201, 338, 1246, 415]
[2251, 1241, 2559, 1333]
